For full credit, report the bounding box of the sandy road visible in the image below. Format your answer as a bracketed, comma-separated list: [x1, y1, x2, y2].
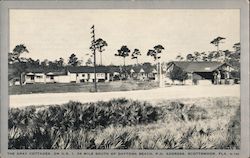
[9, 85, 240, 108]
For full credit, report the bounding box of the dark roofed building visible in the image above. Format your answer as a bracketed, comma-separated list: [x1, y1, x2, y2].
[68, 66, 110, 73]
[25, 68, 67, 75]
[167, 61, 234, 85]
[24, 68, 68, 84]
[168, 61, 232, 73]
[67, 66, 111, 83]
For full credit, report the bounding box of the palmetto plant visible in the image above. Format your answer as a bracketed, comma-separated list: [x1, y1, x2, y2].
[95, 126, 137, 149]
[8, 97, 240, 149]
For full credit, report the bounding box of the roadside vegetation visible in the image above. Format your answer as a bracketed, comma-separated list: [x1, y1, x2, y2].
[9, 97, 240, 149]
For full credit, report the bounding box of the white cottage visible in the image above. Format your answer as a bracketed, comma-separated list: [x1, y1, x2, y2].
[24, 69, 69, 84]
[67, 66, 110, 83]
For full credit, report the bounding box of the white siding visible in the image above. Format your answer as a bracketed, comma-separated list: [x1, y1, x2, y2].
[25, 76, 34, 84]
[69, 72, 77, 82]
[54, 75, 71, 83]
[24, 71, 111, 84]
[34, 73, 46, 83]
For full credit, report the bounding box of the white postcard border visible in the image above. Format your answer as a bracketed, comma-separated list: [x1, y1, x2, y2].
[1, 0, 249, 158]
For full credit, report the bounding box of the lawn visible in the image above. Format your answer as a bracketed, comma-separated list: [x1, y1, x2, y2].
[8, 97, 240, 149]
[9, 80, 159, 95]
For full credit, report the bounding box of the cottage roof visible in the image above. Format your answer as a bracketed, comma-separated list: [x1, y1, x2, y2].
[128, 64, 156, 74]
[46, 71, 67, 76]
[168, 61, 232, 73]
[26, 72, 35, 75]
[139, 68, 145, 73]
[108, 66, 122, 73]
[24, 64, 157, 75]
[25, 68, 45, 73]
[25, 68, 67, 75]
[68, 66, 110, 73]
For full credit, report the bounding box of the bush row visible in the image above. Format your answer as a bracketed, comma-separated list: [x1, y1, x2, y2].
[9, 98, 210, 149]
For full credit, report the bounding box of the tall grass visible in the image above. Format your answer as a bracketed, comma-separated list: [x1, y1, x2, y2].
[8, 97, 240, 149]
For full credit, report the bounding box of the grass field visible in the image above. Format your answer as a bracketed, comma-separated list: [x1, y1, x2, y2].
[8, 97, 240, 149]
[9, 80, 159, 95]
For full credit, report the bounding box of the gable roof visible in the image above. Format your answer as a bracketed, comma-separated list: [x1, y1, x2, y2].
[168, 61, 232, 73]
[108, 66, 121, 73]
[23, 64, 158, 75]
[25, 68, 67, 76]
[25, 68, 45, 73]
[68, 66, 110, 73]
[46, 71, 67, 76]
[129, 64, 157, 74]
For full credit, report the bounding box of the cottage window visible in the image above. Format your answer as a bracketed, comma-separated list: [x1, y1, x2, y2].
[31, 76, 34, 80]
[50, 76, 54, 80]
[82, 74, 85, 77]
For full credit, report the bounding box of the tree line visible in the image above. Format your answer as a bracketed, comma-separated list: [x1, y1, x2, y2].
[174, 37, 240, 70]
[7, 44, 164, 69]
[8, 36, 240, 84]
[171, 37, 240, 82]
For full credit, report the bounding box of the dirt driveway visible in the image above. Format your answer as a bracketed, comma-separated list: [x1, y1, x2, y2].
[9, 85, 240, 108]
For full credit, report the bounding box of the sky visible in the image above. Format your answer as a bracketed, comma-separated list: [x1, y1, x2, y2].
[10, 9, 240, 65]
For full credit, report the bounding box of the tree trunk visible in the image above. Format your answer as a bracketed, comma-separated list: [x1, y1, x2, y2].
[100, 52, 102, 65]
[123, 57, 125, 66]
[20, 73, 23, 86]
[156, 61, 159, 81]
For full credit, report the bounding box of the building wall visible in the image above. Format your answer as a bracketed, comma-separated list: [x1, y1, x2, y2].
[68, 72, 77, 82]
[25, 76, 36, 83]
[54, 75, 71, 83]
[75, 72, 110, 82]
[25, 73, 46, 84]
[25, 73, 69, 83]
[130, 72, 156, 81]
[35, 73, 46, 83]
[25, 72, 111, 84]
[25, 76, 34, 84]
[46, 76, 55, 83]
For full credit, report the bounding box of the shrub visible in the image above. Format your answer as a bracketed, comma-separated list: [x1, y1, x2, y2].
[8, 97, 240, 149]
[169, 66, 188, 82]
[95, 126, 137, 149]
[158, 101, 208, 122]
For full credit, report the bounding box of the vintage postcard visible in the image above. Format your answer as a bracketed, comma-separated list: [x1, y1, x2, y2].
[0, 0, 249, 158]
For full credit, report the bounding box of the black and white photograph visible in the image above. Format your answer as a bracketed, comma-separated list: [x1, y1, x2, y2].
[1, 1, 248, 156]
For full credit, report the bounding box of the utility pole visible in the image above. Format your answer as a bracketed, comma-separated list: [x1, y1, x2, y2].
[90, 25, 97, 92]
